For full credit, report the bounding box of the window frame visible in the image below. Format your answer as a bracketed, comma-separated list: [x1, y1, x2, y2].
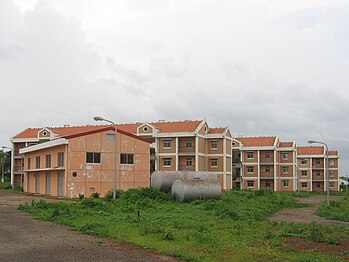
[46, 154, 51, 168]
[58, 152, 64, 167]
[265, 152, 271, 159]
[247, 152, 254, 159]
[186, 158, 193, 166]
[162, 139, 172, 149]
[301, 171, 308, 177]
[247, 166, 254, 174]
[210, 140, 218, 150]
[301, 159, 307, 165]
[86, 152, 101, 164]
[247, 181, 254, 188]
[283, 179, 289, 187]
[186, 140, 193, 148]
[36, 156, 40, 169]
[301, 182, 308, 188]
[282, 153, 289, 160]
[162, 158, 172, 167]
[265, 167, 271, 173]
[283, 166, 289, 174]
[210, 159, 218, 168]
[120, 154, 134, 165]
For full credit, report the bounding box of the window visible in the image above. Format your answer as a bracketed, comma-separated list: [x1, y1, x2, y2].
[265, 180, 271, 187]
[265, 152, 271, 159]
[283, 166, 289, 174]
[58, 152, 64, 167]
[121, 154, 134, 164]
[315, 171, 321, 176]
[143, 126, 148, 132]
[315, 159, 321, 165]
[283, 153, 288, 160]
[86, 152, 101, 164]
[283, 180, 289, 187]
[301, 182, 307, 188]
[329, 171, 335, 177]
[36, 156, 40, 169]
[329, 160, 335, 166]
[247, 152, 254, 159]
[211, 159, 218, 168]
[247, 181, 254, 188]
[90, 187, 95, 193]
[301, 159, 307, 165]
[106, 134, 115, 141]
[27, 158, 31, 170]
[210, 140, 218, 150]
[247, 166, 254, 173]
[301, 171, 307, 177]
[163, 158, 172, 167]
[163, 139, 171, 149]
[186, 140, 193, 148]
[265, 167, 271, 173]
[315, 182, 321, 188]
[186, 158, 193, 166]
[46, 154, 51, 168]
[329, 182, 335, 188]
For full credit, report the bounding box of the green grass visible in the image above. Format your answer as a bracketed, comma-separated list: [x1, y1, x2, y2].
[0, 181, 11, 189]
[19, 189, 349, 261]
[316, 194, 349, 222]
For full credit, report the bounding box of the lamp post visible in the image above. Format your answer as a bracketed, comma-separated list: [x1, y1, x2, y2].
[1, 146, 13, 186]
[93, 116, 117, 199]
[307, 140, 330, 207]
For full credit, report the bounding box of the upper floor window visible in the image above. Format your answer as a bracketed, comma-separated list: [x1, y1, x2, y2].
[27, 158, 31, 170]
[247, 166, 254, 173]
[162, 139, 171, 149]
[46, 154, 51, 168]
[283, 166, 289, 174]
[265, 152, 271, 159]
[265, 167, 271, 173]
[210, 140, 218, 150]
[247, 152, 254, 159]
[329, 160, 335, 166]
[186, 140, 193, 148]
[301, 159, 307, 165]
[315, 171, 321, 176]
[329, 171, 335, 177]
[86, 152, 100, 164]
[282, 153, 288, 160]
[106, 134, 115, 142]
[301, 171, 307, 177]
[36, 156, 40, 169]
[315, 159, 321, 165]
[121, 154, 134, 164]
[58, 152, 64, 167]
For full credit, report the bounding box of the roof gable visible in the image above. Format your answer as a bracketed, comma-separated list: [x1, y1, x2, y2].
[236, 136, 277, 147]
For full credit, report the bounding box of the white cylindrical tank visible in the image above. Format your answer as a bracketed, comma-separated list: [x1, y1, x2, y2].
[171, 179, 221, 202]
[150, 171, 219, 192]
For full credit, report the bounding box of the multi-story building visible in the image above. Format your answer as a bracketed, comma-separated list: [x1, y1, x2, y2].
[232, 136, 297, 192]
[11, 120, 233, 191]
[18, 126, 151, 197]
[297, 146, 340, 192]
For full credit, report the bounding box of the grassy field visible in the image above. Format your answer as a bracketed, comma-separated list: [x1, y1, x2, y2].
[19, 189, 349, 261]
[316, 194, 349, 222]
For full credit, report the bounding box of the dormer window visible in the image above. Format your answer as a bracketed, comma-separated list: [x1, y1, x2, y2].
[42, 131, 47, 137]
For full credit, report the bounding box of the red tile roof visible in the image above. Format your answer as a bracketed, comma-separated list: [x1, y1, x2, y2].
[13, 120, 203, 139]
[279, 142, 294, 147]
[328, 150, 338, 156]
[236, 136, 277, 147]
[207, 128, 225, 134]
[297, 146, 324, 155]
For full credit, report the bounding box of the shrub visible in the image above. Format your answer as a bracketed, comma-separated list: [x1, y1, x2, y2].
[91, 192, 100, 198]
[78, 193, 85, 200]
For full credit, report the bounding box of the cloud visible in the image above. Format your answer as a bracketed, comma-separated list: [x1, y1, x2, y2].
[1, 0, 349, 175]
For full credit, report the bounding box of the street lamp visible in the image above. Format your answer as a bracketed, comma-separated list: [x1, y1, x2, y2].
[307, 140, 330, 207]
[94, 116, 117, 199]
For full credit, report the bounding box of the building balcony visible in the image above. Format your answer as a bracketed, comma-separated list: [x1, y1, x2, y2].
[25, 167, 65, 172]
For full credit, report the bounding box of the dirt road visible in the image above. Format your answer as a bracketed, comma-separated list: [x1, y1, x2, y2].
[0, 190, 178, 262]
[270, 195, 349, 227]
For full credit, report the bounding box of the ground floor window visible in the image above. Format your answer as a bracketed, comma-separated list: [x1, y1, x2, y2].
[163, 158, 172, 167]
[211, 159, 218, 168]
[186, 158, 193, 166]
[265, 180, 271, 187]
[283, 179, 289, 187]
[120, 154, 134, 164]
[329, 182, 335, 188]
[315, 182, 321, 188]
[247, 166, 254, 173]
[301, 182, 307, 188]
[247, 181, 254, 188]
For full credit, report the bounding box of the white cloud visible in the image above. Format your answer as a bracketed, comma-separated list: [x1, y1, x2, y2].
[1, 0, 349, 175]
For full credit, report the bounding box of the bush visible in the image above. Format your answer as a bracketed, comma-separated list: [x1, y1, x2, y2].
[91, 192, 100, 198]
[0, 182, 11, 189]
[120, 188, 170, 203]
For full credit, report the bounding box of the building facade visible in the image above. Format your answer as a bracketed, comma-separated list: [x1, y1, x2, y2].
[297, 146, 340, 192]
[19, 127, 151, 197]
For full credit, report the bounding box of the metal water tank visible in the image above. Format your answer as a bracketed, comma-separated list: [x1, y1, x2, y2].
[171, 179, 221, 202]
[150, 171, 219, 192]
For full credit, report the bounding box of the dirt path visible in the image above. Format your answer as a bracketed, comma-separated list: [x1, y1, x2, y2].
[270, 195, 349, 227]
[0, 190, 179, 262]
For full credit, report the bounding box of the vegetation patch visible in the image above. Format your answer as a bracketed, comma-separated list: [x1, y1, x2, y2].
[19, 188, 349, 261]
[316, 194, 349, 222]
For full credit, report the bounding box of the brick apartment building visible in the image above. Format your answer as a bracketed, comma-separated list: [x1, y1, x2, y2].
[232, 136, 297, 191]
[297, 146, 340, 192]
[11, 120, 233, 192]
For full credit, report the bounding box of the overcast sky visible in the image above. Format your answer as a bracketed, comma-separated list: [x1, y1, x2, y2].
[1, 0, 348, 176]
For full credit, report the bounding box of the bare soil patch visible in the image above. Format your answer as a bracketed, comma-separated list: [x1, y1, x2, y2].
[270, 195, 349, 227]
